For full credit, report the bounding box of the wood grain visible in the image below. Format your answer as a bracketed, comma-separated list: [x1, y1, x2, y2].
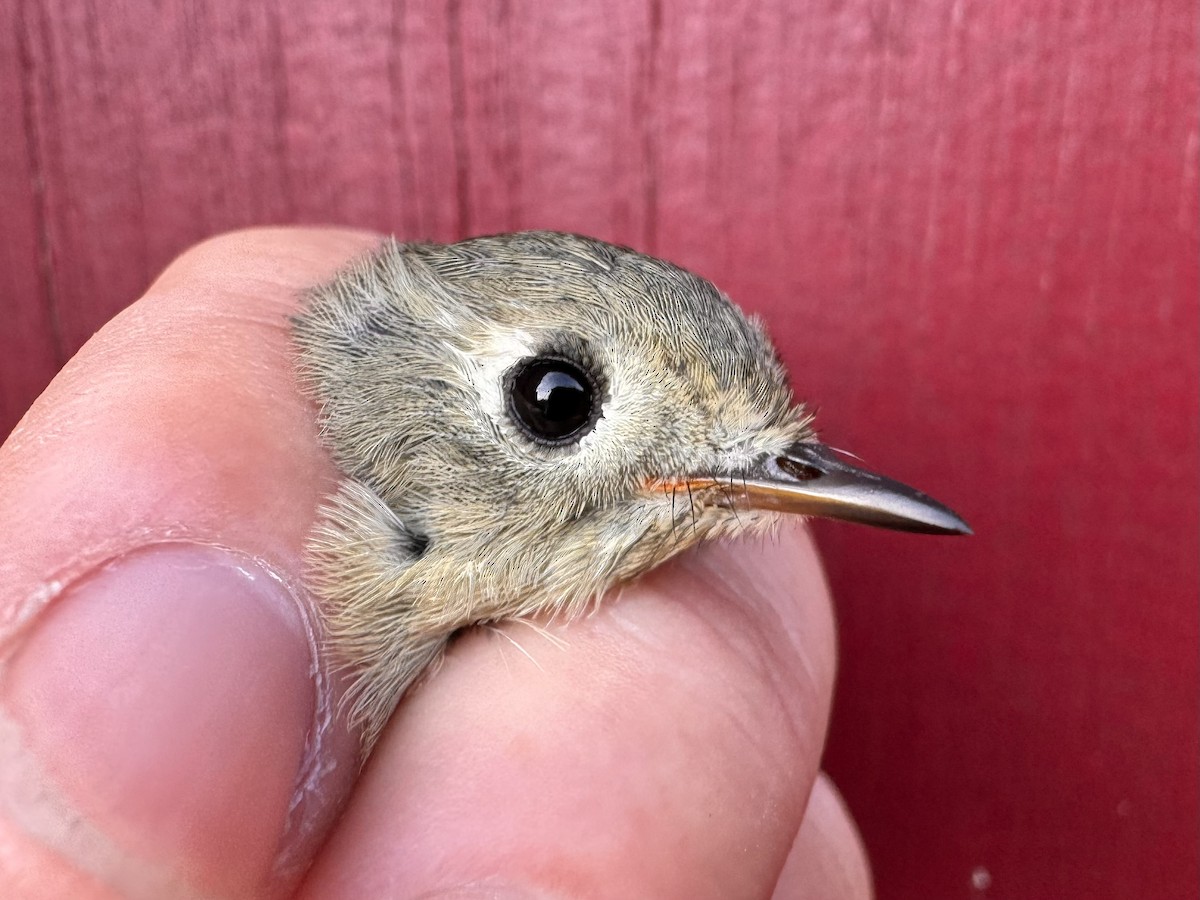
[2, 0, 1197, 896]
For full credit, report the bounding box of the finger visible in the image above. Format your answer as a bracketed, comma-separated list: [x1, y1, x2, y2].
[300, 519, 837, 899]
[0, 229, 378, 899]
[773, 773, 873, 900]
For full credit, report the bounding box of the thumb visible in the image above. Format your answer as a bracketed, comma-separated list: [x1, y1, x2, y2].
[0, 229, 378, 898]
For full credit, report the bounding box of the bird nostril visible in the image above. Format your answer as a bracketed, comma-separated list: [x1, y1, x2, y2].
[776, 456, 823, 481]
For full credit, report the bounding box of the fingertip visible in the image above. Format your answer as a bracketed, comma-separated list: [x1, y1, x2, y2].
[145, 226, 381, 300]
[773, 774, 874, 900]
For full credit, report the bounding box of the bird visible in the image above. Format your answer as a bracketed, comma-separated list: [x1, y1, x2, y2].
[292, 230, 969, 749]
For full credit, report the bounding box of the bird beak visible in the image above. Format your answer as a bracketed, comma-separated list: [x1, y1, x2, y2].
[666, 441, 971, 535]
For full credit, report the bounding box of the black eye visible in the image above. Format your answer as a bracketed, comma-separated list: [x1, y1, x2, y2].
[506, 356, 600, 445]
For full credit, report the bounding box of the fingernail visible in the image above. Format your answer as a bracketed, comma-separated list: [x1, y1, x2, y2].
[0, 543, 320, 898]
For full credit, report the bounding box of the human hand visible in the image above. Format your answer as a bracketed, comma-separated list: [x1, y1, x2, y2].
[0, 229, 871, 899]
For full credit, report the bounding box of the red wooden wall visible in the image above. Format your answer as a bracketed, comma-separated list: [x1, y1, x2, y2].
[2, 1, 1197, 896]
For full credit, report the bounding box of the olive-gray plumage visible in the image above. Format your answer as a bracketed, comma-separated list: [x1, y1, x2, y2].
[293, 231, 966, 748]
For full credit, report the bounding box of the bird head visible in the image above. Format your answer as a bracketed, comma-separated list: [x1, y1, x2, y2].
[293, 231, 968, 742]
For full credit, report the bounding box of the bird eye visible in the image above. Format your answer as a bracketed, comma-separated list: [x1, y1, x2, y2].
[506, 356, 600, 445]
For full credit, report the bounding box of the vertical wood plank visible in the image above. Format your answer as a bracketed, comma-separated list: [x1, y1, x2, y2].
[0, 0, 63, 433]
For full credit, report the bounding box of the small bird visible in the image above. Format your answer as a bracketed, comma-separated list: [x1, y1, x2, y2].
[293, 231, 969, 748]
